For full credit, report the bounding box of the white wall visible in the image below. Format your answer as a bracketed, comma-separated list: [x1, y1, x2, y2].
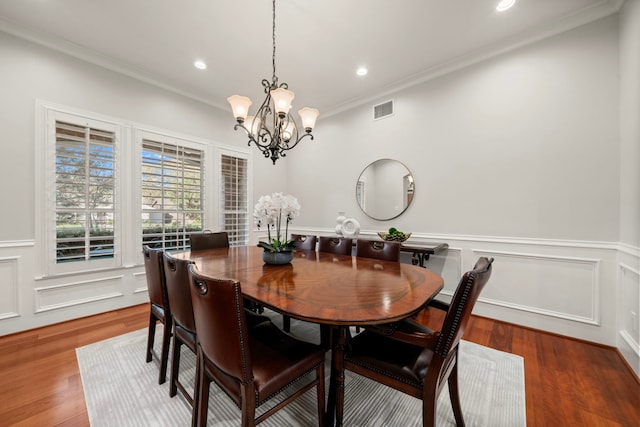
[617, 0, 640, 377]
[0, 31, 286, 334]
[0, 9, 638, 379]
[287, 16, 627, 347]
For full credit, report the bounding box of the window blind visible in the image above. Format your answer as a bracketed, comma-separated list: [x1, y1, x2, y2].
[55, 121, 115, 263]
[141, 139, 204, 251]
[220, 154, 249, 246]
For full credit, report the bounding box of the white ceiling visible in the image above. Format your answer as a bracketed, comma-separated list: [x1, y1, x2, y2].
[0, 0, 624, 117]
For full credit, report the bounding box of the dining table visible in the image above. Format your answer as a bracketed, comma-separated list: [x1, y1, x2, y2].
[173, 245, 444, 427]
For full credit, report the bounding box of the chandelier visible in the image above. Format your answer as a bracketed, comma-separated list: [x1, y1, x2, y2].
[227, 0, 319, 165]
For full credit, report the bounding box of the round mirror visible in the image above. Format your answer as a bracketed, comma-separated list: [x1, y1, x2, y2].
[356, 159, 415, 221]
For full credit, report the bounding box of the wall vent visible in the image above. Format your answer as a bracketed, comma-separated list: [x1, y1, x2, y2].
[373, 100, 394, 120]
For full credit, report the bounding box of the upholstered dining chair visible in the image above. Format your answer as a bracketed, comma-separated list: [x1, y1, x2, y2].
[355, 239, 401, 262]
[353, 239, 401, 333]
[163, 253, 272, 425]
[187, 264, 326, 427]
[343, 257, 494, 427]
[318, 236, 353, 256]
[290, 233, 317, 251]
[162, 254, 198, 412]
[189, 230, 229, 251]
[143, 245, 172, 385]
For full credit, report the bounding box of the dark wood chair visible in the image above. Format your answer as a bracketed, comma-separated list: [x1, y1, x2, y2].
[282, 234, 318, 331]
[189, 230, 229, 251]
[187, 264, 326, 427]
[163, 253, 272, 425]
[318, 236, 353, 255]
[290, 233, 317, 251]
[162, 254, 198, 413]
[143, 245, 172, 385]
[343, 257, 494, 427]
[355, 239, 401, 262]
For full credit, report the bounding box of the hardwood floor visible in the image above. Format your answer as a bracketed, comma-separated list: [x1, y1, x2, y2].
[0, 303, 638, 426]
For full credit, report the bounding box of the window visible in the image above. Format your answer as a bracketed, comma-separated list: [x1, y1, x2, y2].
[55, 121, 116, 263]
[37, 101, 251, 277]
[141, 138, 204, 251]
[220, 153, 250, 246]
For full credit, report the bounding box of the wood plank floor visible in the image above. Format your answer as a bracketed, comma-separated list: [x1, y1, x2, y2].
[0, 303, 638, 426]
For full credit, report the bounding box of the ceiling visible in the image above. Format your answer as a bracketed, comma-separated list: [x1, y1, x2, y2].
[0, 0, 624, 117]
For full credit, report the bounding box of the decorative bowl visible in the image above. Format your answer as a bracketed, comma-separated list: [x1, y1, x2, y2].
[377, 231, 411, 242]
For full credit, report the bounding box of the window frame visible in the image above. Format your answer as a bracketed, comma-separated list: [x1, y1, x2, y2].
[217, 147, 252, 247]
[136, 129, 210, 258]
[36, 102, 123, 277]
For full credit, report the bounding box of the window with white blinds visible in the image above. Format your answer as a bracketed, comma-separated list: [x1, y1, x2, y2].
[220, 154, 249, 246]
[141, 139, 204, 251]
[55, 121, 116, 263]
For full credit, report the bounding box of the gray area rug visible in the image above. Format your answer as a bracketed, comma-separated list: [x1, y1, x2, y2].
[76, 312, 525, 426]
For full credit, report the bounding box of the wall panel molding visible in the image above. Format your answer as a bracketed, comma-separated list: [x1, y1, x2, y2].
[34, 275, 124, 313]
[0, 256, 20, 320]
[472, 249, 600, 325]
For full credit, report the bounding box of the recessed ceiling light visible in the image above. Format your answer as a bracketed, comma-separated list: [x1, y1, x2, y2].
[356, 67, 368, 76]
[193, 60, 207, 70]
[496, 0, 516, 12]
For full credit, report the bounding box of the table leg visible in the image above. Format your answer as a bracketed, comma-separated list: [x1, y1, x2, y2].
[325, 326, 347, 427]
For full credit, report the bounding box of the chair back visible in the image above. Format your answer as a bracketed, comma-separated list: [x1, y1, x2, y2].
[318, 236, 353, 255]
[189, 230, 229, 251]
[143, 246, 168, 309]
[435, 257, 493, 358]
[291, 234, 317, 251]
[163, 253, 196, 333]
[188, 264, 251, 383]
[355, 239, 401, 262]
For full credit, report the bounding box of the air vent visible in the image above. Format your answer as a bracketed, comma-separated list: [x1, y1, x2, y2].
[373, 100, 394, 120]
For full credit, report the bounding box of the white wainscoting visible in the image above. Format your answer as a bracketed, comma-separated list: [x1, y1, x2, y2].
[34, 275, 125, 313]
[617, 248, 640, 377]
[291, 228, 620, 346]
[0, 240, 149, 336]
[0, 256, 20, 320]
[0, 233, 632, 359]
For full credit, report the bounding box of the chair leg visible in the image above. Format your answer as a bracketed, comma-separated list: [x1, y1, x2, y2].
[146, 312, 156, 363]
[158, 316, 172, 385]
[191, 348, 200, 427]
[282, 315, 291, 332]
[316, 364, 325, 427]
[196, 353, 210, 427]
[169, 329, 181, 397]
[240, 383, 257, 427]
[448, 361, 465, 427]
[422, 385, 438, 427]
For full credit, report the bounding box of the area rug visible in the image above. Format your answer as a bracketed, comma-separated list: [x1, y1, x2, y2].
[76, 314, 525, 426]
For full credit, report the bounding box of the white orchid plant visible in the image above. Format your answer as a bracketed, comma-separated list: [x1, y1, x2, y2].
[254, 192, 301, 253]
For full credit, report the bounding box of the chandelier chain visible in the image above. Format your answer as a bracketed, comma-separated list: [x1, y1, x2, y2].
[272, 0, 276, 83]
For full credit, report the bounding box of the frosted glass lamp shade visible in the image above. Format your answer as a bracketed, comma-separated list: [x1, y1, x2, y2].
[245, 115, 261, 137]
[227, 95, 252, 122]
[281, 121, 295, 142]
[270, 88, 295, 117]
[298, 107, 319, 132]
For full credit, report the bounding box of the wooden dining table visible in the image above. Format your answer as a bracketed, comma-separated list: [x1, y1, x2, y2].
[173, 245, 444, 427]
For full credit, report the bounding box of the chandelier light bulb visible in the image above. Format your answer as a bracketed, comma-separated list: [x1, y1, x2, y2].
[270, 87, 295, 117]
[227, 95, 252, 122]
[298, 107, 319, 132]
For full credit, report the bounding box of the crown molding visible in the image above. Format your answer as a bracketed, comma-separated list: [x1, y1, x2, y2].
[0, 0, 625, 118]
[0, 17, 229, 113]
[322, 0, 625, 118]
